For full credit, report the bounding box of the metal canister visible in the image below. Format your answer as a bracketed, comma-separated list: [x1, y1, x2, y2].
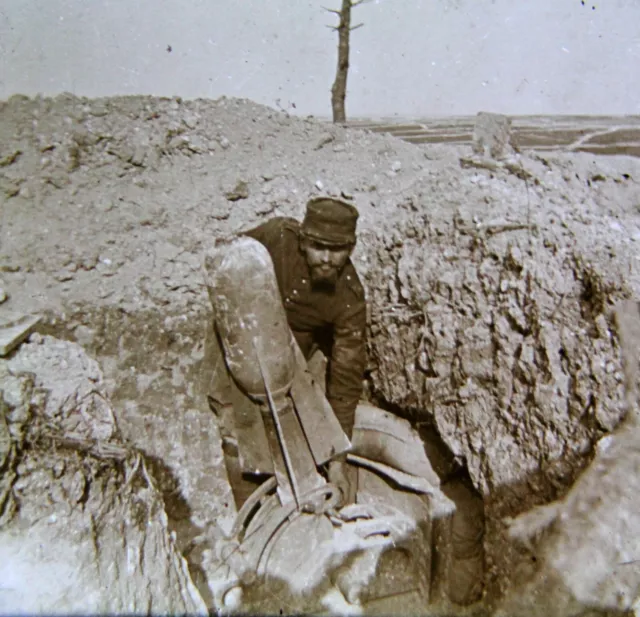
[204, 237, 296, 403]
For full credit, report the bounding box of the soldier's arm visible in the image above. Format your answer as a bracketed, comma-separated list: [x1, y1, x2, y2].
[326, 293, 367, 439]
[242, 217, 295, 250]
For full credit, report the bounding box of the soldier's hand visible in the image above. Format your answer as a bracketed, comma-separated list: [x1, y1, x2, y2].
[328, 456, 355, 507]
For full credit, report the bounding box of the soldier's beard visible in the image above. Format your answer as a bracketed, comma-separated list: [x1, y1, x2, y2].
[310, 265, 339, 288]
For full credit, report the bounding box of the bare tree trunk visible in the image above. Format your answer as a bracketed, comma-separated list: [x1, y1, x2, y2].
[331, 0, 352, 124]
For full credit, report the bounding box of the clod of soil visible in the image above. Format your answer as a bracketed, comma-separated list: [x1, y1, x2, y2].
[0, 335, 206, 614]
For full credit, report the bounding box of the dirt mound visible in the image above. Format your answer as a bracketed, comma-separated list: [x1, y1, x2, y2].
[498, 413, 640, 616]
[495, 301, 640, 616]
[3, 93, 640, 611]
[364, 201, 631, 497]
[4, 93, 636, 316]
[0, 335, 206, 614]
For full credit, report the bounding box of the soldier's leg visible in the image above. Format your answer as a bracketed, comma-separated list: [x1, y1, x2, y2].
[221, 441, 263, 511]
[202, 320, 235, 442]
[203, 321, 262, 511]
[442, 475, 485, 605]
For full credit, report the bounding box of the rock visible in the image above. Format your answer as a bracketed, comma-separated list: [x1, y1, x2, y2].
[184, 135, 208, 154]
[97, 285, 114, 299]
[209, 208, 231, 221]
[182, 113, 200, 130]
[0, 150, 22, 167]
[18, 184, 33, 199]
[314, 134, 334, 151]
[472, 111, 515, 160]
[73, 325, 95, 347]
[96, 257, 117, 278]
[0, 397, 12, 470]
[79, 252, 99, 271]
[0, 314, 42, 357]
[255, 201, 276, 216]
[0, 289, 7, 304]
[44, 170, 70, 189]
[130, 145, 147, 167]
[497, 414, 640, 616]
[89, 102, 109, 117]
[224, 180, 249, 202]
[391, 160, 402, 172]
[61, 469, 86, 504]
[0, 263, 21, 273]
[0, 175, 22, 198]
[54, 269, 75, 282]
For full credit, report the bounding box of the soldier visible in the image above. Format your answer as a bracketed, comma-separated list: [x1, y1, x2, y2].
[204, 196, 366, 508]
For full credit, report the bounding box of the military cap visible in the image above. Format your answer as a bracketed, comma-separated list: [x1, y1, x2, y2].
[301, 197, 359, 246]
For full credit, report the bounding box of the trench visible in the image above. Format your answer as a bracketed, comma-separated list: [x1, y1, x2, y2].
[369, 400, 487, 607]
[38, 302, 508, 613]
[39, 304, 230, 608]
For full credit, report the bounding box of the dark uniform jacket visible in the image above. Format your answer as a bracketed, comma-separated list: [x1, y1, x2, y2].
[244, 217, 366, 437]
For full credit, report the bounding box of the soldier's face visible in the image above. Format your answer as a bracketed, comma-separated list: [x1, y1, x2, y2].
[301, 238, 353, 286]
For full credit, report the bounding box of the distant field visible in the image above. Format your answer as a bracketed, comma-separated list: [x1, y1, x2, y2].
[344, 115, 640, 157]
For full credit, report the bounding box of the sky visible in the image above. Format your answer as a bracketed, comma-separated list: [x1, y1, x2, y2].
[1, 0, 638, 118]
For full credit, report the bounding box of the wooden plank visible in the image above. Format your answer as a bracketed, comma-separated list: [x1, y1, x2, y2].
[289, 343, 351, 466]
[261, 411, 295, 505]
[255, 345, 325, 505]
[275, 401, 326, 497]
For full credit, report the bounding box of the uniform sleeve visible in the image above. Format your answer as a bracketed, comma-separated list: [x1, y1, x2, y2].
[242, 217, 292, 251]
[326, 288, 367, 439]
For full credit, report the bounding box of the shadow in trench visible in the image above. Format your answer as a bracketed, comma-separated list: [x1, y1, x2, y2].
[367, 399, 487, 608]
[144, 454, 216, 610]
[440, 469, 486, 606]
[416, 417, 486, 607]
